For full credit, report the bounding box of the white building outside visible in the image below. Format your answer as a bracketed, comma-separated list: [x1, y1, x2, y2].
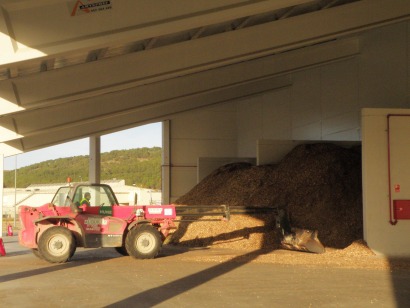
[2, 179, 162, 219]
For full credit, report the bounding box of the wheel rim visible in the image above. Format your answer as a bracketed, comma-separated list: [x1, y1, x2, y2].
[135, 232, 156, 253]
[47, 234, 70, 256]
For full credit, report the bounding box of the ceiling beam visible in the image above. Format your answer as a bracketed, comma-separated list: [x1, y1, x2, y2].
[3, 73, 293, 156]
[0, 0, 313, 66]
[0, 36, 359, 151]
[0, 0, 409, 156]
[0, 0, 407, 119]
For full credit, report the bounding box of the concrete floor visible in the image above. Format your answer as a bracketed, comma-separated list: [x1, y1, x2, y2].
[1, 235, 409, 308]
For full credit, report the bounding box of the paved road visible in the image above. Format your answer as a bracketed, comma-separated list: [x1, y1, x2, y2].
[1, 235, 409, 307]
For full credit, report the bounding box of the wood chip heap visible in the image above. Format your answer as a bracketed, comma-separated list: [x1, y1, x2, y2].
[170, 143, 363, 252]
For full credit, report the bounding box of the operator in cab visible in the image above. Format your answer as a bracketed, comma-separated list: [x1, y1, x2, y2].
[80, 192, 91, 206]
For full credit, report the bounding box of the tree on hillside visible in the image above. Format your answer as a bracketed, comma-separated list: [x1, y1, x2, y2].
[3, 147, 162, 189]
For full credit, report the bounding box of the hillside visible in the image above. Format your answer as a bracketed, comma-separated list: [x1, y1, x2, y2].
[3, 147, 161, 189]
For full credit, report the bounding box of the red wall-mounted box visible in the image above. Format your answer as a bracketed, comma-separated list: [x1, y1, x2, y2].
[393, 200, 410, 220]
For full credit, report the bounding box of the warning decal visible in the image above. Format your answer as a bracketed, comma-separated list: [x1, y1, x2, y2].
[68, 0, 113, 16]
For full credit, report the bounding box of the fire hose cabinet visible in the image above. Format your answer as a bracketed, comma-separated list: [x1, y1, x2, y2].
[393, 200, 410, 220]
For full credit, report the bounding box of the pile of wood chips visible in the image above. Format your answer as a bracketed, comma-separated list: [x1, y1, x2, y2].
[169, 143, 408, 270]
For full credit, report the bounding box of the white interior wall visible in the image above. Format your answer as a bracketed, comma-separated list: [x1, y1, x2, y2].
[168, 21, 410, 213]
[290, 68, 322, 140]
[257, 140, 360, 165]
[197, 157, 256, 183]
[237, 57, 362, 148]
[257, 140, 299, 165]
[237, 21, 408, 165]
[169, 104, 237, 202]
[236, 94, 263, 157]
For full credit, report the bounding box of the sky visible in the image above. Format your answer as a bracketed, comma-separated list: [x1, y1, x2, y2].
[3, 122, 162, 170]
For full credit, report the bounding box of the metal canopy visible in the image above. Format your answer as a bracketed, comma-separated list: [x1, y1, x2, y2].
[0, 0, 409, 157]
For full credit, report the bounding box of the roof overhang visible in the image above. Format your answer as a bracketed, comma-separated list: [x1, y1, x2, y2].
[1, 0, 410, 156]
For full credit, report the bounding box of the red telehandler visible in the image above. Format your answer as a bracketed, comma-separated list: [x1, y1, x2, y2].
[19, 183, 324, 263]
[19, 183, 178, 263]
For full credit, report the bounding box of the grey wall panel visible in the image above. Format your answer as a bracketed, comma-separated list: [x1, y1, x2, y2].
[291, 68, 322, 129]
[321, 58, 359, 117]
[359, 22, 408, 108]
[261, 89, 292, 140]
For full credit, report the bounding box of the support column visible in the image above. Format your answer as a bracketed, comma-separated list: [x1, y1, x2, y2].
[89, 136, 101, 184]
[0, 154, 4, 237]
[162, 120, 170, 204]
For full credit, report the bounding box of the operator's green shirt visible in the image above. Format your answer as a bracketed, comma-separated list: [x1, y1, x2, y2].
[80, 198, 90, 206]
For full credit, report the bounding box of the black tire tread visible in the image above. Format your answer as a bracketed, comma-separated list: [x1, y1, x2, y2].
[125, 224, 162, 259]
[38, 226, 75, 263]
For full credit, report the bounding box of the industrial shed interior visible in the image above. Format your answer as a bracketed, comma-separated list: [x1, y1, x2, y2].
[1, 0, 410, 256]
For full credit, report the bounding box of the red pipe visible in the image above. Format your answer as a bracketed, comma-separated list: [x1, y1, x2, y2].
[387, 114, 397, 225]
[386, 114, 410, 225]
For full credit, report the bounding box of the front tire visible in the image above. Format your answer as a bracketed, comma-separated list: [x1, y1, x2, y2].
[38, 226, 75, 263]
[31, 248, 43, 259]
[125, 224, 162, 259]
[115, 246, 129, 256]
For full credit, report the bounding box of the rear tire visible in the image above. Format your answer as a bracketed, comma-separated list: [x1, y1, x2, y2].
[125, 224, 162, 259]
[38, 226, 75, 263]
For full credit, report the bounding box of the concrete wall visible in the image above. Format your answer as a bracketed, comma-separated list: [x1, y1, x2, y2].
[362, 109, 410, 256]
